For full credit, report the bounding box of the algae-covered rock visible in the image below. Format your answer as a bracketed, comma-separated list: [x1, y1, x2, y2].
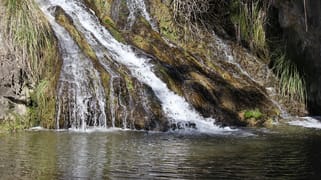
[103, 1, 280, 127]
[52, 5, 168, 131]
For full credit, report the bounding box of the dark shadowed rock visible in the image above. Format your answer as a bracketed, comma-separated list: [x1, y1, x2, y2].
[273, 0, 321, 115]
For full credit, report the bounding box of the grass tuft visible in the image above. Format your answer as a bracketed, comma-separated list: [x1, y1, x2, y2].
[230, 1, 268, 58]
[273, 53, 306, 104]
[4, 0, 58, 82]
[4, 0, 61, 129]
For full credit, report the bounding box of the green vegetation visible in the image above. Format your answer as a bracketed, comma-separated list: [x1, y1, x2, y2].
[4, 0, 60, 129]
[272, 52, 306, 104]
[103, 17, 126, 43]
[244, 109, 263, 119]
[28, 80, 57, 128]
[0, 113, 27, 133]
[230, 0, 268, 59]
[84, 0, 126, 43]
[4, 0, 58, 81]
[229, 0, 306, 105]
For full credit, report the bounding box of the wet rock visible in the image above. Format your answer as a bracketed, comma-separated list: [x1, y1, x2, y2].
[170, 122, 197, 131]
[54, 5, 168, 131]
[120, 14, 280, 127]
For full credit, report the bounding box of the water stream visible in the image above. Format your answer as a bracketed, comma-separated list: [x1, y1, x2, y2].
[42, 6, 107, 130]
[36, 0, 231, 133]
[212, 33, 289, 118]
[126, 0, 158, 31]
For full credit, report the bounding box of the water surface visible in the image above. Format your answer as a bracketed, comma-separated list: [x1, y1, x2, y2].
[1, 127, 321, 179]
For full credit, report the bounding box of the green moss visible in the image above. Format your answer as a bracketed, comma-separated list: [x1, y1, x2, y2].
[84, 0, 112, 19]
[244, 109, 263, 119]
[84, 0, 126, 43]
[0, 113, 27, 133]
[149, 0, 182, 43]
[124, 76, 134, 91]
[102, 16, 126, 43]
[55, 10, 97, 60]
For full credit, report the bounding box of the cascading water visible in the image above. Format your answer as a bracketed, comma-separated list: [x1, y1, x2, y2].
[38, 2, 107, 130]
[126, 0, 178, 48]
[36, 0, 231, 133]
[126, 0, 158, 31]
[212, 33, 254, 81]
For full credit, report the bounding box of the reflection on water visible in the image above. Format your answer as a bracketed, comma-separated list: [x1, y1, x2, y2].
[1, 127, 321, 179]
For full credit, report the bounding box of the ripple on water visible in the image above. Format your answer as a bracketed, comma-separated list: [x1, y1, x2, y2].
[1, 129, 321, 179]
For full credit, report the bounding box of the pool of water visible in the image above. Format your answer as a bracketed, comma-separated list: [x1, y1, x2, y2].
[1, 126, 321, 179]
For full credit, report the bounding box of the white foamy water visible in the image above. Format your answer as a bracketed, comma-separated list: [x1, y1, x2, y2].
[37, 2, 107, 130]
[28, 126, 47, 131]
[213, 33, 255, 81]
[36, 0, 233, 133]
[288, 117, 321, 129]
[68, 127, 125, 133]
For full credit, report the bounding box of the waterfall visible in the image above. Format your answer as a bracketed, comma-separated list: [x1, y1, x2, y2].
[212, 33, 255, 81]
[126, 0, 158, 31]
[38, 3, 107, 130]
[36, 0, 232, 133]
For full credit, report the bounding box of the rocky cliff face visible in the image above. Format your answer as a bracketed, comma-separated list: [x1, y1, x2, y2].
[82, 0, 282, 127]
[273, 0, 321, 115]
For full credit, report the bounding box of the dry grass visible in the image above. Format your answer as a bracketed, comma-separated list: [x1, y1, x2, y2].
[170, 0, 227, 40]
[4, 0, 60, 128]
[4, 0, 58, 82]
